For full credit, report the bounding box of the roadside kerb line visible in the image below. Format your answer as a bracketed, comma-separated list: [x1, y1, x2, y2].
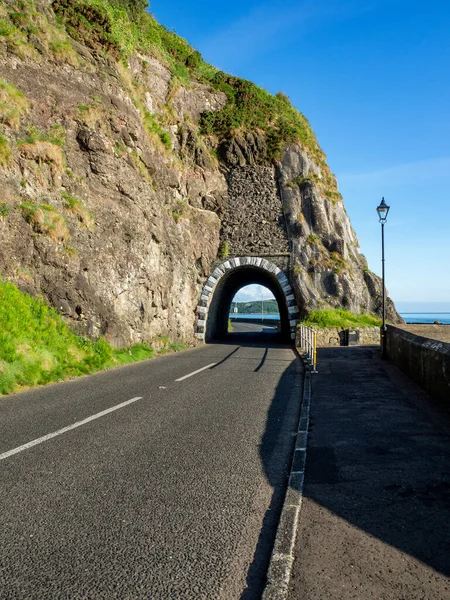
[262, 358, 312, 600]
[175, 363, 216, 382]
[0, 396, 144, 462]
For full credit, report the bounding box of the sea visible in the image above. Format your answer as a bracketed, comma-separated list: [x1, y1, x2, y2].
[230, 313, 280, 320]
[399, 313, 450, 324]
[230, 312, 450, 324]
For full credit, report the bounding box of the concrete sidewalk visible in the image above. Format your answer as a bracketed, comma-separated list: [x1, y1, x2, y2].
[288, 346, 450, 600]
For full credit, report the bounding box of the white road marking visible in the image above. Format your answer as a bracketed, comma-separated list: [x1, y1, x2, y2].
[175, 363, 217, 382]
[0, 397, 143, 462]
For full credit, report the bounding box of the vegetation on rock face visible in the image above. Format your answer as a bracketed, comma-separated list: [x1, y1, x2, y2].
[0, 80, 29, 129]
[62, 191, 95, 230]
[0, 280, 189, 395]
[0, 200, 9, 218]
[199, 80, 320, 161]
[51, 0, 203, 79]
[18, 124, 66, 147]
[218, 240, 229, 259]
[301, 309, 382, 329]
[20, 201, 70, 242]
[48, 0, 335, 163]
[0, 134, 11, 166]
[0, 0, 341, 178]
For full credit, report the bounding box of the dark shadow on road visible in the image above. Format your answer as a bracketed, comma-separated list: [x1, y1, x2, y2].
[254, 348, 269, 372]
[216, 332, 287, 347]
[290, 346, 450, 593]
[210, 346, 241, 369]
[237, 345, 302, 600]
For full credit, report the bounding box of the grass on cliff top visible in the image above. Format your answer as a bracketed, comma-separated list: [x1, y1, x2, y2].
[302, 309, 382, 329]
[51, 0, 326, 161]
[0, 280, 188, 395]
[1, 0, 336, 172]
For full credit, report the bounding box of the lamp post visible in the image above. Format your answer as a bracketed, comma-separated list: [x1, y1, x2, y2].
[376, 197, 390, 358]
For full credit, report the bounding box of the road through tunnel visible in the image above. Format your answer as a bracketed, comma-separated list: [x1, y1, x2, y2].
[196, 258, 299, 343]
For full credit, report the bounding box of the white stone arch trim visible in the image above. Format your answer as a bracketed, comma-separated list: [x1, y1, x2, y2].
[195, 257, 299, 342]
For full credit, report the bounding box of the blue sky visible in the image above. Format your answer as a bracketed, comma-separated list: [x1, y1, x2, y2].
[151, 1, 450, 311]
[232, 285, 275, 304]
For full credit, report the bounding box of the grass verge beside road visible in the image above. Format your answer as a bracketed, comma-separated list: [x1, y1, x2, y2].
[0, 280, 188, 395]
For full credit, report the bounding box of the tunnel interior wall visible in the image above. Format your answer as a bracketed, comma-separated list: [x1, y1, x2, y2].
[206, 267, 291, 342]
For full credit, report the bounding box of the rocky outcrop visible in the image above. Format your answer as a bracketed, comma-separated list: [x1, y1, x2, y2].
[0, 1, 401, 347]
[277, 145, 400, 321]
[0, 55, 225, 345]
[216, 135, 400, 322]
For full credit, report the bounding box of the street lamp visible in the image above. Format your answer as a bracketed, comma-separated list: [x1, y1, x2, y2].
[377, 197, 390, 358]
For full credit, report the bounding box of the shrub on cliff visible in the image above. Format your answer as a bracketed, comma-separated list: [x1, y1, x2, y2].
[200, 77, 320, 160]
[111, 0, 148, 21]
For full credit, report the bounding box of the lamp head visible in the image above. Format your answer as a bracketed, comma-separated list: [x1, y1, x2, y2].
[376, 197, 390, 223]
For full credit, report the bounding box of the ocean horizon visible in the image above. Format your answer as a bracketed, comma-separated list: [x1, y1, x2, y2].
[399, 312, 450, 324]
[230, 313, 280, 320]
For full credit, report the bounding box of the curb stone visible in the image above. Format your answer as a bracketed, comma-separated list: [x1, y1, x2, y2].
[262, 355, 312, 600]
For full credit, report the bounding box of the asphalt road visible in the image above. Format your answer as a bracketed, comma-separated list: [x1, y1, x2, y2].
[230, 322, 279, 334]
[0, 337, 302, 600]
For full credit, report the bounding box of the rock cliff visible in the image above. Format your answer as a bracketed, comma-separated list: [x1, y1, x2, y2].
[0, 0, 400, 346]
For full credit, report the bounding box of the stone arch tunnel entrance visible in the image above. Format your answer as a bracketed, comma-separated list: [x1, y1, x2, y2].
[196, 257, 299, 343]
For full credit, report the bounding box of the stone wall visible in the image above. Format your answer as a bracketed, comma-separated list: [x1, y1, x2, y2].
[221, 166, 290, 256]
[296, 326, 380, 347]
[386, 325, 450, 405]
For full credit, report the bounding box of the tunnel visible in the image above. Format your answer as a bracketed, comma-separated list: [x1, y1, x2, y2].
[196, 258, 299, 344]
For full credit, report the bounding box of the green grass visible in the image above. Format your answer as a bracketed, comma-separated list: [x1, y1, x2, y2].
[200, 83, 321, 160]
[0, 280, 188, 394]
[288, 173, 320, 188]
[301, 309, 382, 329]
[307, 234, 321, 245]
[61, 191, 94, 229]
[51, 0, 334, 164]
[52, 0, 199, 73]
[20, 201, 70, 242]
[0, 8, 39, 61]
[218, 240, 229, 259]
[18, 124, 66, 147]
[0, 201, 9, 218]
[0, 134, 11, 166]
[0, 79, 29, 129]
